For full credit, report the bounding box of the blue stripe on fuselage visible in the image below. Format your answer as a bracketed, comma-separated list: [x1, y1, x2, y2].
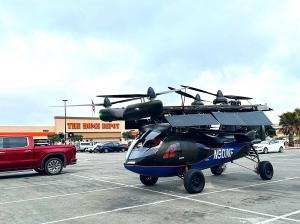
[124, 164, 186, 177]
[191, 142, 248, 170]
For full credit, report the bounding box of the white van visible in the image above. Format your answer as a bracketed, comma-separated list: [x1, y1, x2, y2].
[78, 142, 95, 152]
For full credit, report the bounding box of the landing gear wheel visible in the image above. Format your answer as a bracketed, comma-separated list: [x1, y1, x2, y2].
[258, 161, 273, 180]
[44, 158, 63, 175]
[140, 175, 158, 186]
[210, 164, 227, 175]
[184, 169, 205, 194]
[34, 168, 44, 174]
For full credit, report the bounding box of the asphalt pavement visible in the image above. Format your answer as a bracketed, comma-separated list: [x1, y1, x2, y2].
[0, 149, 299, 224]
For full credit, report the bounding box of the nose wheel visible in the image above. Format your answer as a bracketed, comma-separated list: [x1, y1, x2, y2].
[140, 175, 159, 186]
[184, 169, 205, 194]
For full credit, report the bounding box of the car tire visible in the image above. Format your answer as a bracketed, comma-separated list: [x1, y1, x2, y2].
[121, 148, 125, 152]
[140, 175, 158, 186]
[279, 146, 284, 153]
[258, 161, 273, 180]
[184, 169, 205, 194]
[210, 164, 227, 175]
[44, 158, 63, 175]
[34, 168, 45, 174]
[263, 147, 268, 154]
[104, 148, 108, 153]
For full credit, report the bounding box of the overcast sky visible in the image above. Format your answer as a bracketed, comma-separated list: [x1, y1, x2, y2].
[0, 0, 299, 125]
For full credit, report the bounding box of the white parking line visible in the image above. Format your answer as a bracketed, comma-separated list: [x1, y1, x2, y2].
[69, 174, 300, 223]
[0, 180, 70, 190]
[258, 210, 300, 224]
[0, 186, 125, 205]
[40, 197, 181, 224]
[0, 176, 178, 205]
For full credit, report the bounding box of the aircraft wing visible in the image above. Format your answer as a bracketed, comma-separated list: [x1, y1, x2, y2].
[165, 111, 272, 127]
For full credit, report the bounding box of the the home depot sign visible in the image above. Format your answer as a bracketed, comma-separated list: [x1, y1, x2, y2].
[67, 122, 120, 130]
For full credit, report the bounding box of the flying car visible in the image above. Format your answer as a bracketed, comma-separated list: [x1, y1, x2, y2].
[53, 85, 274, 194]
[97, 86, 274, 194]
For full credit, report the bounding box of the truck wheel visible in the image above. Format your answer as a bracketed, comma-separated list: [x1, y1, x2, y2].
[184, 169, 205, 194]
[258, 161, 273, 180]
[44, 158, 63, 175]
[210, 164, 227, 175]
[140, 175, 158, 186]
[34, 168, 45, 174]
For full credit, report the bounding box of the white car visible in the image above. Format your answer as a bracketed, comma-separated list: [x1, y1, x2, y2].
[78, 142, 95, 152]
[88, 142, 104, 153]
[253, 139, 285, 154]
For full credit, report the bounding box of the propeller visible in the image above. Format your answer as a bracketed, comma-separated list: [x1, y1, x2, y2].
[168, 87, 198, 100]
[168, 87, 210, 106]
[50, 97, 141, 109]
[181, 85, 252, 100]
[97, 87, 185, 100]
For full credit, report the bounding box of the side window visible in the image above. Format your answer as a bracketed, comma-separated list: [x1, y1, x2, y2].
[5, 137, 28, 148]
[0, 138, 3, 148]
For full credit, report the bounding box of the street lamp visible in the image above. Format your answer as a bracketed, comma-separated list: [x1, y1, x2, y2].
[62, 99, 68, 144]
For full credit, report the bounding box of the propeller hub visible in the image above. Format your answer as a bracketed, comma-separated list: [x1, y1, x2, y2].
[147, 87, 156, 99]
[216, 90, 224, 97]
[103, 97, 112, 108]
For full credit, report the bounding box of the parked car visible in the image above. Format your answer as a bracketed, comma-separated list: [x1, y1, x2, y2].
[95, 142, 127, 153]
[88, 142, 104, 153]
[77, 141, 95, 152]
[253, 139, 285, 154]
[0, 135, 77, 175]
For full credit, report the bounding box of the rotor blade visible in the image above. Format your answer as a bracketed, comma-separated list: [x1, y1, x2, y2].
[110, 97, 141, 105]
[49, 98, 141, 108]
[168, 87, 197, 100]
[181, 85, 217, 96]
[96, 94, 147, 98]
[49, 103, 103, 107]
[224, 95, 253, 100]
[156, 87, 186, 96]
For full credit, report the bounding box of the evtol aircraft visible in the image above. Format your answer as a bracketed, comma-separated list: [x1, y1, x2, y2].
[56, 85, 274, 194]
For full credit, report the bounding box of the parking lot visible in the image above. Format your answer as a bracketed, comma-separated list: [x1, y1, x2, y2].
[0, 149, 299, 224]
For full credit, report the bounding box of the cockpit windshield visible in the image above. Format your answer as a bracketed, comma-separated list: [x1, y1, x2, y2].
[125, 130, 165, 160]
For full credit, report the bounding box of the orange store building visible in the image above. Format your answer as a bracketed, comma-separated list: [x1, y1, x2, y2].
[0, 116, 125, 141]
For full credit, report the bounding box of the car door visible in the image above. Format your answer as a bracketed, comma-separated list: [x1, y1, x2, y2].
[272, 140, 281, 152]
[269, 140, 277, 152]
[5, 137, 35, 169]
[106, 143, 114, 152]
[0, 137, 10, 171]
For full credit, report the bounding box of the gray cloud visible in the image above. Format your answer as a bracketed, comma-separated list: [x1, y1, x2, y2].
[0, 0, 298, 125]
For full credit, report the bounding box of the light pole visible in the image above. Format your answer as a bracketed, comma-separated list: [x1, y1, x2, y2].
[62, 99, 68, 144]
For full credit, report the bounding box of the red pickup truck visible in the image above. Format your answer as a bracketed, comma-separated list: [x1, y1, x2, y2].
[0, 136, 77, 175]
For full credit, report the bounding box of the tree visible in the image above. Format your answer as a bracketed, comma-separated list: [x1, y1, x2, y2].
[279, 109, 300, 146]
[265, 125, 276, 138]
[122, 131, 136, 140]
[47, 134, 62, 144]
[73, 134, 83, 142]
